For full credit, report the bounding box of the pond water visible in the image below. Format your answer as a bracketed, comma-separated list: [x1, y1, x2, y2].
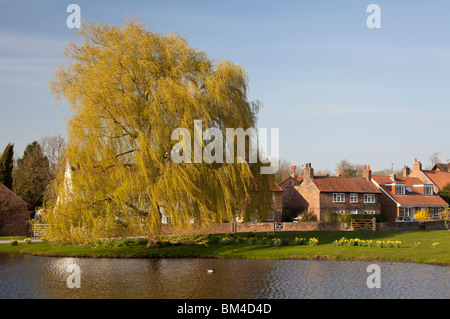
[0, 253, 448, 299]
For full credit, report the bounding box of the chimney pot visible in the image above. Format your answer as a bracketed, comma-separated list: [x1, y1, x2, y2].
[363, 164, 372, 180]
[303, 163, 314, 182]
[291, 165, 297, 178]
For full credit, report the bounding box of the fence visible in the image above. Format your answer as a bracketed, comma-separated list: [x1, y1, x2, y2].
[351, 218, 376, 231]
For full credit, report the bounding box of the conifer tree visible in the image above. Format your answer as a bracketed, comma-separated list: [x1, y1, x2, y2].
[0, 143, 14, 189]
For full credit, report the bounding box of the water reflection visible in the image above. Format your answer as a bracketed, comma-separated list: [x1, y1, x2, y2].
[0, 253, 448, 299]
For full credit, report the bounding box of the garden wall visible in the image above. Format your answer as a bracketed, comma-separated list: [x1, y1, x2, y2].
[423, 221, 448, 230]
[377, 220, 449, 231]
[376, 222, 421, 231]
[283, 222, 341, 231]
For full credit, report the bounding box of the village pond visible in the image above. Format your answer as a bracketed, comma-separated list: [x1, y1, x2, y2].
[0, 253, 448, 299]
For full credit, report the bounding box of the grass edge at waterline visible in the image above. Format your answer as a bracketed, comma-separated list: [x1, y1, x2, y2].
[0, 230, 448, 266]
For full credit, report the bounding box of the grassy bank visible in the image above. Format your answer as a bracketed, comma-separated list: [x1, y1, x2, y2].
[0, 230, 449, 266]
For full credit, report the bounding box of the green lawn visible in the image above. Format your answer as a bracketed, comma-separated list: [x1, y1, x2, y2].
[0, 230, 449, 265]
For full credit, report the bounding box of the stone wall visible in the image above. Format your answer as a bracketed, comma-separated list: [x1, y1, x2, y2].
[423, 220, 448, 230]
[376, 222, 421, 231]
[377, 220, 449, 231]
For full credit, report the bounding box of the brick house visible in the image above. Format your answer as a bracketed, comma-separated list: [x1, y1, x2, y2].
[278, 166, 304, 221]
[407, 159, 450, 193]
[293, 163, 381, 221]
[0, 183, 31, 236]
[371, 172, 448, 221]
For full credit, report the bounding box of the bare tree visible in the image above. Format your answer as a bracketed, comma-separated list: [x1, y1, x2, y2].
[428, 152, 441, 169]
[40, 134, 66, 179]
[335, 159, 363, 177]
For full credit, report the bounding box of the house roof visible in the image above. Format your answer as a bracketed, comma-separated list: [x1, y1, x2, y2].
[421, 170, 450, 190]
[372, 176, 448, 207]
[250, 174, 283, 192]
[312, 176, 381, 194]
[0, 183, 28, 210]
[432, 163, 449, 172]
[278, 173, 330, 187]
[278, 175, 303, 186]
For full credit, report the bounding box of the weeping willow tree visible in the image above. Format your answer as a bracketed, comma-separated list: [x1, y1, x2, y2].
[46, 19, 274, 243]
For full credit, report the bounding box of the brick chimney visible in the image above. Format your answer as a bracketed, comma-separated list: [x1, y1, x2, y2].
[413, 158, 422, 173]
[362, 165, 372, 180]
[402, 166, 411, 177]
[291, 165, 297, 178]
[303, 163, 314, 182]
[390, 173, 396, 182]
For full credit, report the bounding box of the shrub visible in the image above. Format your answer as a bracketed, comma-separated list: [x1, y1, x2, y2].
[24, 238, 32, 244]
[308, 237, 318, 246]
[414, 210, 431, 221]
[136, 237, 149, 245]
[296, 210, 318, 222]
[9, 239, 18, 246]
[324, 212, 339, 222]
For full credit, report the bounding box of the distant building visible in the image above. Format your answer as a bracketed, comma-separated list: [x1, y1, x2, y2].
[0, 183, 31, 236]
[288, 163, 382, 221]
[278, 166, 304, 221]
[407, 159, 450, 193]
[371, 171, 448, 220]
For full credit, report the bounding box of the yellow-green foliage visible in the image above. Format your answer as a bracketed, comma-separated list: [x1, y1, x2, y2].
[414, 210, 431, 220]
[46, 18, 272, 243]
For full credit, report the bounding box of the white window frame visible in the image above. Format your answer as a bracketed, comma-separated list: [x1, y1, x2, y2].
[350, 193, 358, 203]
[335, 210, 346, 214]
[333, 193, 345, 203]
[364, 194, 376, 203]
[430, 207, 441, 219]
[424, 185, 433, 196]
[350, 209, 358, 214]
[400, 207, 415, 217]
[364, 210, 376, 214]
[396, 185, 405, 195]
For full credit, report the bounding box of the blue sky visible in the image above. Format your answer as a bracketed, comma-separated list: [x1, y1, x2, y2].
[1, 0, 449, 172]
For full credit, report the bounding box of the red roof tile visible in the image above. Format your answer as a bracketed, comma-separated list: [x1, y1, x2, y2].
[312, 176, 381, 193]
[422, 170, 450, 190]
[372, 176, 448, 206]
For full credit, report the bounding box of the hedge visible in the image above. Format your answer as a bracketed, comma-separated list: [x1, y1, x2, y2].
[324, 213, 388, 224]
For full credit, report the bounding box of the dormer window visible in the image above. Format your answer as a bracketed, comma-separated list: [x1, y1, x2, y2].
[424, 185, 433, 196]
[395, 184, 405, 195]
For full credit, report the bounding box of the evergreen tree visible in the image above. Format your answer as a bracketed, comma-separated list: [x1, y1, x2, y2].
[13, 141, 51, 212]
[0, 143, 14, 189]
[440, 183, 450, 205]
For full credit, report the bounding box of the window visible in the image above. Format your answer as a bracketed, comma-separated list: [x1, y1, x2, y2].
[364, 210, 376, 214]
[350, 193, 358, 203]
[364, 194, 375, 203]
[400, 207, 415, 217]
[396, 185, 405, 195]
[430, 207, 441, 219]
[333, 193, 345, 202]
[350, 209, 358, 214]
[424, 185, 433, 196]
[335, 210, 346, 214]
